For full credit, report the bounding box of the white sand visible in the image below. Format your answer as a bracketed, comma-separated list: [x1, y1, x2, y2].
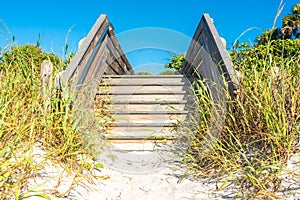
[27, 143, 300, 200]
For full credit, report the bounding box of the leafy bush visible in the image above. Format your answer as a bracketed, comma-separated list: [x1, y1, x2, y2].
[2, 45, 61, 70]
[0, 44, 74, 77]
[165, 53, 185, 72]
[255, 4, 300, 44]
[230, 39, 300, 71]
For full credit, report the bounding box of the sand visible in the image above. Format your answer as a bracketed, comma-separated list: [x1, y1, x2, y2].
[26, 143, 300, 200]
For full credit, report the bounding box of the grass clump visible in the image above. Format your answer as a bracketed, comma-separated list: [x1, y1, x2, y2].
[0, 44, 101, 199]
[182, 40, 300, 198]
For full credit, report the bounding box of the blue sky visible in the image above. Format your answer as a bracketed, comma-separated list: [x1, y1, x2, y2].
[0, 0, 298, 74]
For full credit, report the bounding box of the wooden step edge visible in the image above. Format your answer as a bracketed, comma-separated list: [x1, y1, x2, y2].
[109, 111, 189, 115]
[105, 136, 175, 140]
[99, 83, 185, 86]
[104, 137, 175, 144]
[111, 122, 178, 127]
[102, 75, 184, 78]
[96, 91, 186, 95]
[96, 100, 188, 104]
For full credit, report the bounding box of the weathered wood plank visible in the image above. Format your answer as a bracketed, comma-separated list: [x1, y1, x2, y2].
[185, 41, 203, 76]
[82, 36, 108, 85]
[107, 29, 134, 75]
[75, 21, 110, 89]
[106, 54, 126, 75]
[62, 15, 108, 87]
[182, 13, 238, 97]
[40, 60, 53, 97]
[183, 18, 205, 75]
[53, 14, 135, 138]
[202, 14, 237, 90]
[40, 60, 53, 113]
[103, 66, 116, 75]
[58, 13, 134, 95]
[106, 37, 127, 74]
[79, 36, 108, 99]
[181, 13, 238, 139]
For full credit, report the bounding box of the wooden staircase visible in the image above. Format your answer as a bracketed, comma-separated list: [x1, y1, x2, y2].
[96, 75, 190, 143]
[56, 13, 237, 156]
[54, 13, 238, 172]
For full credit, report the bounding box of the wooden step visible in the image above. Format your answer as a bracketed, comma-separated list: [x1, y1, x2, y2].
[101, 76, 186, 85]
[98, 85, 186, 93]
[112, 113, 187, 122]
[97, 99, 188, 104]
[96, 94, 186, 102]
[96, 91, 186, 95]
[102, 141, 173, 151]
[105, 103, 186, 112]
[107, 126, 178, 136]
[104, 129, 176, 139]
[105, 135, 175, 141]
[102, 75, 184, 78]
[111, 121, 177, 127]
[99, 82, 185, 86]
[97, 75, 189, 142]
[104, 137, 174, 152]
[110, 110, 188, 115]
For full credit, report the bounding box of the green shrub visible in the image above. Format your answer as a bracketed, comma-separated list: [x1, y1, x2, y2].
[230, 39, 300, 71]
[165, 53, 185, 72]
[0, 44, 73, 78]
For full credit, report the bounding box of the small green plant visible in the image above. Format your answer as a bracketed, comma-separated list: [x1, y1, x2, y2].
[165, 53, 185, 72]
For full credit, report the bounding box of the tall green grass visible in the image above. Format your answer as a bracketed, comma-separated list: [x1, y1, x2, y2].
[0, 45, 101, 199]
[183, 48, 300, 198]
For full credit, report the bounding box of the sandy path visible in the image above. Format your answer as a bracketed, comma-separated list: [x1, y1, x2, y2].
[68, 165, 234, 200]
[27, 144, 300, 200]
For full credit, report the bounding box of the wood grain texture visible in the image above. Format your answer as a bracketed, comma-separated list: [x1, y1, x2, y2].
[62, 14, 108, 87]
[181, 13, 238, 97]
[59, 14, 134, 99]
[107, 29, 134, 75]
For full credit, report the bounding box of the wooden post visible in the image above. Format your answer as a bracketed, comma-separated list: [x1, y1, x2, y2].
[40, 60, 53, 110]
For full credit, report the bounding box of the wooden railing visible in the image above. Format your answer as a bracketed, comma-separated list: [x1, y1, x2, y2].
[53, 14, 134, 132]
[181, 14, 239, 138]
[56, 14, 134, 98]
[181, 13, 238, 98]
[52, 13, 237, 136]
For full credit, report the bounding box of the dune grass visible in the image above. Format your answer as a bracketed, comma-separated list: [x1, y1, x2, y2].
[182, 43, 300, 198]
[0, 44, 103, 199]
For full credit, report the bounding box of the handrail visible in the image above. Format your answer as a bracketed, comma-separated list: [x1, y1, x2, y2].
[54, 14, 135, 134]
[181, 14, 239, 139]
[76, 22, 111, 90]
[58, 14, 134, 97]
[181, 13, 238, 98]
